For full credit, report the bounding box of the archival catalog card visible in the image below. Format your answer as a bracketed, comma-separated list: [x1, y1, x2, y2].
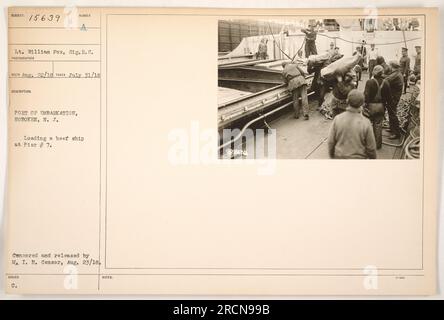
[5, 7, 439, 295]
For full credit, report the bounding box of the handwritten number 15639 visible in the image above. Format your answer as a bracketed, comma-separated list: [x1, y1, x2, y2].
[29, 14, 61, 22]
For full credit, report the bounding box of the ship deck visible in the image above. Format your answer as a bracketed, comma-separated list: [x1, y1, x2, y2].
[268, 100, 401, 159]
[231, 72, 402, 160]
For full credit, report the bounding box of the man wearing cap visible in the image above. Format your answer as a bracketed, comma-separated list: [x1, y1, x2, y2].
[326, 47, 343, 65]
[301, 24, 318, 58]
[327, 89, 377, 159]
[359, 40, 367, 58]
[385, 61, 404, 139]
[363, 65, 392, 149]
[282, 61, 309, 120]
[376, 56, 391, 77]
[399, 47, 411, 94]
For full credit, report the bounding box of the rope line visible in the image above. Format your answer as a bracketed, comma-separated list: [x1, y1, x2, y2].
[267, 22, 292, 60]
[288, 32, 421, 46]
[315, 33, 421, 46]
[291, 38, 306, 61]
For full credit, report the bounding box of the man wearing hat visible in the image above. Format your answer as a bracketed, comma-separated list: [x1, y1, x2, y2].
[363, 65, 392, 149]
[301, 24, 318, 58]
[327, 89, 377, 159]
[385, 61, 404, 139]
[376, 56, 391, 77]
[399, 47, 411, 94]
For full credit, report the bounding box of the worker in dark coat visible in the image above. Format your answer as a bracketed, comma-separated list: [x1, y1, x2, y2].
[282, 62, 309, 120]
[307, 60, 324, 107]
[363, 65, 392, 149]
[376, 56, 391, 77]
[319, 70, 357, 119]
[308, 47, 342, 108]
[301, 24, 318, 58]
[358, 40, 367, 60]
[385, 61, 404, 139]
[399, 47, 411, 93]
[327, 90, 377, 159]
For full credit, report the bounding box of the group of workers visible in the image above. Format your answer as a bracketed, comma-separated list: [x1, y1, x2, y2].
[281, 40, 421, 159]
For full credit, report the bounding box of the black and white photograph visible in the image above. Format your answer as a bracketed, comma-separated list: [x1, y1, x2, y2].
[218, 17, 422, 159]
[1, 3, 441, 300]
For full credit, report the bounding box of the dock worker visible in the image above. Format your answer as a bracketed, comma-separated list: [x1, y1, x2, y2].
[396, 74, 420, 132]
[327, 90, 377, 159]
[363, 65, 392, 149]
[282, 61, 309, 120]
[320, 70, 357, 119]
[359, 40, 367, 58]
[385, 61, 404, 140]
[357, 40, 367, 78]
[368, 43, 378, 78]
[301, 24, 318, 58]
[307, 59, 326, 108]
[326, 47, 343, 65]
[353, 64, 363, 83]
[406, 74, 420, 103]
[376, 56, 391, 77]
[256, 38, 269, 60]
[308, 47, 342, 109]
[353, 48, 364, 82]
[399, 47, 411, 93]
